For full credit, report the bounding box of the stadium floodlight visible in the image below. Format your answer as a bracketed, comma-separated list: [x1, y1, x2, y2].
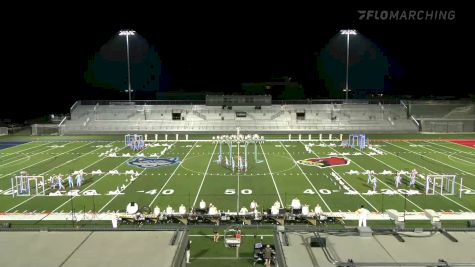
[119, 30, 136, 102]
[340, 29, 357, 100]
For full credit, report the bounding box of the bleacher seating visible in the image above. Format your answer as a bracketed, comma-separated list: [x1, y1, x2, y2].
[406, 101, 475, 132]
[63, 101, 419, 134]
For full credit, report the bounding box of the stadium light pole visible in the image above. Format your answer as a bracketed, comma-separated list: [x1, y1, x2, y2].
[119, 30, 135, 102]
[340, 29, 357, 100]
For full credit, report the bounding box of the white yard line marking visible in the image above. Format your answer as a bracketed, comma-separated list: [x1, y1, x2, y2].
[5, 142, 119, 212]
[397, 141, 475, 177]
[375, 143, 472, 212]
[280, 141, 332, 212]
[192, 143, 217, 208]
[237, 154, 240, 213]
[260, 143, 284, 206]
[421, 141, 475, 165]
[442, 141, 475, 155]
[0, 142, 50, 160]
[0, 142, 77, 167]
[148, 142, 197, 207]
[308, 143, 380, 212]
[88, 142, 178, 212]
[430, 141, 475, 156]
[0, 142, 93, 180]
[98, 168, 148, 212]
[385, 142, 475, 191]
[335, 146, 425, 211]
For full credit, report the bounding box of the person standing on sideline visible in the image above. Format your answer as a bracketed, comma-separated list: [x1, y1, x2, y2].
[186, 240, 192, 264]
[264, 244, 273, 267]
[356, 205, 370, 227]
[213, 221, 220, 242]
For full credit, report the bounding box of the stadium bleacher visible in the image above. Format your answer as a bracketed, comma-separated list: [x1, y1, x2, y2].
[63, 100, 419, 134]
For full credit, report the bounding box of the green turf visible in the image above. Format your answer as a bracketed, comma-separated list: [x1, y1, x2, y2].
[187, 227, 275, 266]
[0, 136, 474, 217]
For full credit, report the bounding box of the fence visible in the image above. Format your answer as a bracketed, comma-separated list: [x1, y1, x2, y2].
[0, 127, 7, 136]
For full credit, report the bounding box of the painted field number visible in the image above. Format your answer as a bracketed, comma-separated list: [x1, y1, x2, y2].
[225, 189, 253, 195]
[304, 189, 331, 195]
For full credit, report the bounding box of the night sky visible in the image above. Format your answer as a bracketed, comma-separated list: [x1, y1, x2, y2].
[2, 4, 471, 122]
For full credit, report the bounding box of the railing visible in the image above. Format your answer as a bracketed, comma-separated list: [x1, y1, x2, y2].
[70, 101, 79, 113]
[270, 110, 285, 120]
[192, 110, 207, 120]
[76, 99, 406, 106]
[273, 230, 288, 267]
[80, 100, 207, 105]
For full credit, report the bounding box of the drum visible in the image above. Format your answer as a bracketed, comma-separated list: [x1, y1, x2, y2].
[126, 202, 139, 214]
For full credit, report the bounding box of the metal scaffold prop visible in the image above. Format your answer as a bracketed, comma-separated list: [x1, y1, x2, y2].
[212, 128, 265, 173]
[345, 133, 368, 149]
[125, 134, 145, 151]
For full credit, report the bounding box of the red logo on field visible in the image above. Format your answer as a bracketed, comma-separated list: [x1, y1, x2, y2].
[297, 157, 350, 168]
[449, 140, 475, 149]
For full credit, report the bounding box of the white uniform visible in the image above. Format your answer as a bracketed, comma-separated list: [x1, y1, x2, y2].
[57, 176, 65, 190]
[395, 174, 401, 188]
[409, 171, 417, 187]
[367, 171, 373, 184]
[356, 207, 370, 227]
[372, 177, 377, 192]
[425, 176, 432, 194]
[291, 198, 301, 209]
[67, 175, 74, 188]
[250, 201, 257, 211]
[49, 176, 55, 189]
[199, 200, 206, 209]
[75, 174, 82, 187]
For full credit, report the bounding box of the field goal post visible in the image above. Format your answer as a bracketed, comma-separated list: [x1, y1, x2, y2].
[11, 172, 45, 197]
[426, 175, 459, 196]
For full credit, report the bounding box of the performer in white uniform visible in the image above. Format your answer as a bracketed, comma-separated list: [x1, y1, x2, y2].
[356, 205, 370, 227]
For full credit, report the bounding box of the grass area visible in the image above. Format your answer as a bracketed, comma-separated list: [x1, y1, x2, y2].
[0, 136, 474, 217]
[187, 227, 275, 267]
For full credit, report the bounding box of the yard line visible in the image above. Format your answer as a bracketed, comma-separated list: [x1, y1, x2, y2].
[5, 142, 119, 212]
[280, 141, 332, 212]
[0, 142, 75, 167]
[370, 144, 472, 212]
[259, 143, 284, 206]
[148, 142, 197, 207]
[0, 142, 50, 160]
[304, 142, 379, 212]
[6, 142, 119, 212]
[98, 168, 148, 212]
[382, 143, 475, 192]
[57, 143, 176, 213]
[442, 141, 475, 155]
[98, 142, 181, 212]
[429, 141, 475, 156]
[191, 143, 217, 208]
[0, 142, 93, 180]
[397, 141, 475, 177]
[420, 141, 475, 165]
[237, 153, 240, 213]
[324, 144, 423, 211]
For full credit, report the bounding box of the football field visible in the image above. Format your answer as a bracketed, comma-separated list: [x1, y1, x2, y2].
[0, 136, 474, 216]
